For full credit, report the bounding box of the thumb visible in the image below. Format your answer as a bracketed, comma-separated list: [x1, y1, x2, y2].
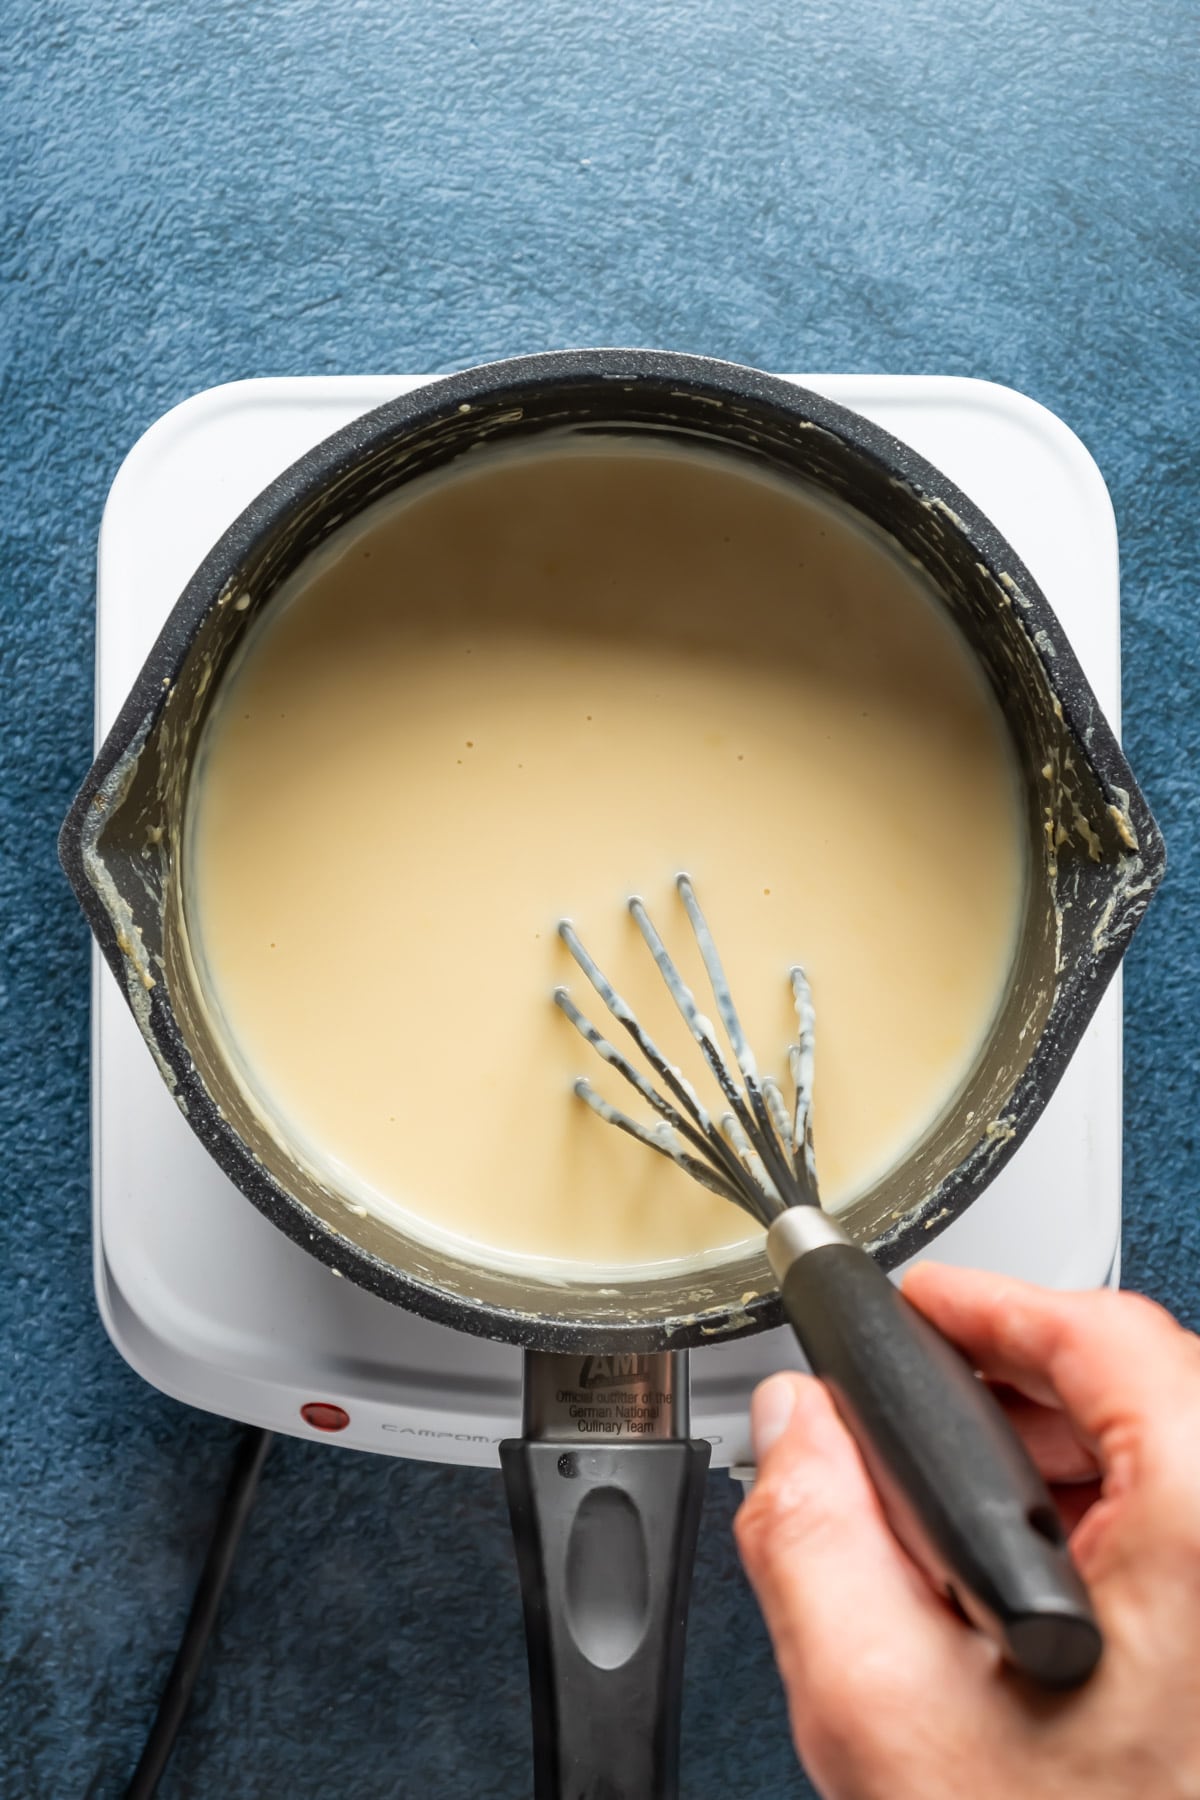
[735, 1373, 971, 1727]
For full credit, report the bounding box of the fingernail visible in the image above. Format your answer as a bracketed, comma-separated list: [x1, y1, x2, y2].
[752, 1373, 797, 1461]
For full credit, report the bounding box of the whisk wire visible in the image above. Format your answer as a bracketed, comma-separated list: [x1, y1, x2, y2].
[761, 1076, 795, 1162]
[572, 1079, 754, 1215]
[670, 877, 806, 1204]
[556, 921, 755, 1205]
[719, 1111, 783, 1208]
[675, 874, 757, 1074]
[553, 986, 747, 1196]
[789, 965, 820, 1196]
[627, 896, 798, 1208]
[557, 876, 819, 1227]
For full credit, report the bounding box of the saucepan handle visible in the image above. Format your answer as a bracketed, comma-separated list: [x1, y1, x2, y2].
[500, 1434, 710, 1800]
[767, 1208, 1102, 1688]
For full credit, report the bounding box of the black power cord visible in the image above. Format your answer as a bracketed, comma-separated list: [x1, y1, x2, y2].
[126, 1427, 273, 1799]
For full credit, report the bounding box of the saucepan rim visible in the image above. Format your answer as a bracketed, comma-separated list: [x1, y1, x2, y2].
[60, 348, 1165, 1351]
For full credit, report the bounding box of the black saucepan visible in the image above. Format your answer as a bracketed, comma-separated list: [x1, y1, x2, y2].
[61, 351, 1164, 1797]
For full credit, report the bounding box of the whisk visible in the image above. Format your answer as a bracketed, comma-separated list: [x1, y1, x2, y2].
[555, 874, 1102, 1690]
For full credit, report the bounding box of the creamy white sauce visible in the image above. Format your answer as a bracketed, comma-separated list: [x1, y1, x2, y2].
[186, 437, 1025, 1274]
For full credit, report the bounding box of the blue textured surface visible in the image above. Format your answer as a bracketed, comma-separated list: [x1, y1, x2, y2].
[2, 1, 1196, 1794]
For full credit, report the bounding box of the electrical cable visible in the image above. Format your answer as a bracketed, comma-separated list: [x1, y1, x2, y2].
[125, 1426, 273, 1799]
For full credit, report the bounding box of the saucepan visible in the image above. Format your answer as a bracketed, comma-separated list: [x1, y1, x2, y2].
[60, 351, 1164, 1797]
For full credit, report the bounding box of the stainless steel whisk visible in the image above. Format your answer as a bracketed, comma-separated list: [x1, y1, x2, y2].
[554, 873, 1103, 1691]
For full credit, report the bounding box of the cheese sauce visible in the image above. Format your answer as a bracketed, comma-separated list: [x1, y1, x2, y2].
[187, 438, 1025, 1273]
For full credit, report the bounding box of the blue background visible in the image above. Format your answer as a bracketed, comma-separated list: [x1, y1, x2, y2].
[2, 1, 1195, 1794]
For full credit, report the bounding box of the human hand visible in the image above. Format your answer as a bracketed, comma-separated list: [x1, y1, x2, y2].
[735, 1265, 1200, 1799]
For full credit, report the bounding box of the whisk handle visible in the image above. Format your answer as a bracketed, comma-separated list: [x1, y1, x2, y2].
[766, 1208, 1102, 1688]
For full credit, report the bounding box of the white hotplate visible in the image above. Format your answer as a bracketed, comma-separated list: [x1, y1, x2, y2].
[93, 373, 1124, 1470]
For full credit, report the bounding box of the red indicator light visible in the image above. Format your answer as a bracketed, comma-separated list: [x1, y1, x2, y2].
[301, 1402, 350, 1432]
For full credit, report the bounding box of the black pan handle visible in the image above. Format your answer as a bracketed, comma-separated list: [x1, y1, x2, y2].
[766, 1209, 1102, 1688]
[500, 1436, 710, 1800]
